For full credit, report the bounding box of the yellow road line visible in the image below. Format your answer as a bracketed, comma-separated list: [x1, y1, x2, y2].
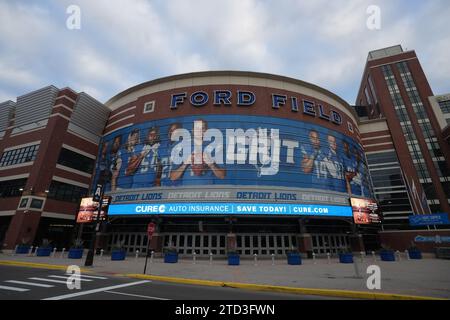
[125, 273, 446, 300]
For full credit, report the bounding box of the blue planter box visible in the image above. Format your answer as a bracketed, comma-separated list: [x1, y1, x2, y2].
[339, 253, 354, 263]
[16, 245, 30, 254]
[408, 250, 422, 260]
[164, 252, 178, 263]
[68, 248, 83, 259]
[111, 250, 126, 261]
[287, 253, 302, 265]
[228, 254, 240, 266]
[36, 248, 52, 257]
[380, 250, 395, 261]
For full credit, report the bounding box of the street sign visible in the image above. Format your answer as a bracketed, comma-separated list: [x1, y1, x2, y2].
[147, 222, 156, 237]
[92, 184, 103, 202]
[409, 213, 449, 226]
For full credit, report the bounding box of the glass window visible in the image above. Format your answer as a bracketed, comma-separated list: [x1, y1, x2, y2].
[0, 144, 39, 167]
[46, 180, 88, 203]
[0, 178, 27, 198]
[57, 148, 95, 174]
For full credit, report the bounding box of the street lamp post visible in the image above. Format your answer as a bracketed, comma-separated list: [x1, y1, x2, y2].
[84, 185, 105, 267]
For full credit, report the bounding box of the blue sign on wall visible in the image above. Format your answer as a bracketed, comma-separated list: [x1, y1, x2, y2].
[108, 202, 353, 217]
[94, 115, 372, 198]
[409, 213, 449, 226]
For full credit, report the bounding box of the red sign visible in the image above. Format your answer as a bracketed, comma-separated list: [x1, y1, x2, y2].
[147, 222, 156, 237]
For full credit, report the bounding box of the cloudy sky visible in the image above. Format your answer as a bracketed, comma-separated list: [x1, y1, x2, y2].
[0, 0, 448, 104]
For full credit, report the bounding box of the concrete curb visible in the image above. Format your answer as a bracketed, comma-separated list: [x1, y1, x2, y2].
[125, 273, 445, 300]
[0, 260, 446, 300]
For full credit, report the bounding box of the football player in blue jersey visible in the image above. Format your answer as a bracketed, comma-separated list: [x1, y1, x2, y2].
[352, 149, 369, 197]
[322, 134, 345, 192]
[301, 129, 323, 175]
[96, 140, 110, 186]
[133, 126, 163, 188]
[170, 119, 226, 185]
[342, 140, 357, 195]
[111, 129, 141, 191]
[160, 122, 182, 186]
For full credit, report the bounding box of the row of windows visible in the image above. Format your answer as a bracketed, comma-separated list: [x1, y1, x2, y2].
[383, 65, 433, 185]
[0, 178, 27, 198]
[439, 100, 450, 114]
[366, 151, 398, 164]
[57, 148, 95, 174]
[396, 61, 450, 198]
[0, 145, 39, 167]
[46, 180, 88, 203]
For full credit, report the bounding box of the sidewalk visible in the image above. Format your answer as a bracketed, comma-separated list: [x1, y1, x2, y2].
[1, 252, 449, 299]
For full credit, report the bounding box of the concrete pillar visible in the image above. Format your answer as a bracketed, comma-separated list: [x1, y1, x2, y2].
[349, 234, 365, 252]
[150, 233, 163, 253]
[3, 211, 42, 249]
[226, 233, 237, 252]
[297, 234, 313, 258]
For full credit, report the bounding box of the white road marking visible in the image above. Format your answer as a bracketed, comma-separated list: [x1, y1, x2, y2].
[48, 275, 92, 282]
[104, 291, 170, 300]
[65, 274, 108, 280]
[29, 277, 69, 284]
[42, 280, 151, 300]
[0, 285, 29, 292]
[5, 280, 54, 288]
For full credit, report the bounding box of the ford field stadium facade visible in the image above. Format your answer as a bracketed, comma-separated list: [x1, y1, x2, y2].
[93, 71, 377, 257]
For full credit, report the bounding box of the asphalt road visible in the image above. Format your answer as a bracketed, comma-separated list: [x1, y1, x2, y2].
[0, 265, 339, 300]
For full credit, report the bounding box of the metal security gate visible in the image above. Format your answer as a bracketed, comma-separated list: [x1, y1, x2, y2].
[162, 233, 298, 257]
[163, 233, 227, 256]
[108, 232, 149, 254]
[108, 232, 349, 257]
[236, 233, 297, 256]
[312, 233, 350, 255]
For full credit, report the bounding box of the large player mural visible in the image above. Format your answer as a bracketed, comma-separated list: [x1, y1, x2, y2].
[94, 115, 372, 198]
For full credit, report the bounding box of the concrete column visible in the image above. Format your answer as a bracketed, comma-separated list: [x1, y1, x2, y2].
[150, 233, 163, 253]
[297, 234, 313, 258]
[3, 211, 42, 249]
[226, 233, 237, 252]
[349, 234, 365, 252]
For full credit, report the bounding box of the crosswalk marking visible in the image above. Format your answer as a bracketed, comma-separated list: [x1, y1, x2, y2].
[65, 274, 108, 280]
[5, 280, 54, 288]
[28, 277, 69, 284]
[48, 275, 92, 282]
[105, 291, 169, 300]
[43, 280, 151, 300]
[0, 285, 30, 292]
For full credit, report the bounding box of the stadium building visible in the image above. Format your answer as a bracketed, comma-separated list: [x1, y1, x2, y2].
[86, 70, 377, 257]
[0, 45, 448, 257]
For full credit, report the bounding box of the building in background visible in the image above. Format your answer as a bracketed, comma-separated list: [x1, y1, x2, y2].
[0, 86, 109, 250]
[355, 45, 450, 247]
[429, 94, 450, 146]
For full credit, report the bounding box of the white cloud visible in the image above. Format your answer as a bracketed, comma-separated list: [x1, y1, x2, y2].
[0, 89, 16, 103]
[0, 0, 448, 104]
[0, 63, 41, 87]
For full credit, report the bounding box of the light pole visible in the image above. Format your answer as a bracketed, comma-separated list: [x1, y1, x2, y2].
[84, 184, 105, 267]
